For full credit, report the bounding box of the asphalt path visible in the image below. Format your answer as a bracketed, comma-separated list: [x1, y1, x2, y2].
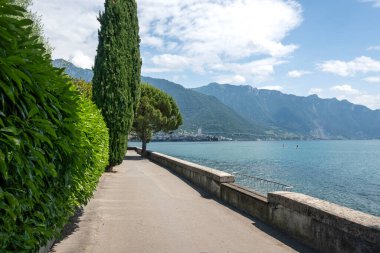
[50, 151, 313, 253]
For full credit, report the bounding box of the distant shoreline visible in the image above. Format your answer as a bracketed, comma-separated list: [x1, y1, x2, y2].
[130, 138, 380, 143]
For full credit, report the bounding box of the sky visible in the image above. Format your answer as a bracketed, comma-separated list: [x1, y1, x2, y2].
[30, 0, 380, 109]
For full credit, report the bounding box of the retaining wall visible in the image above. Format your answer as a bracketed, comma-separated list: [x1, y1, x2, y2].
[136, 148, 234, 198]
[133, 147, 380, 253]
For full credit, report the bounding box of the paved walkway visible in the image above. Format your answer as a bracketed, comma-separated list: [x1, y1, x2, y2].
[50, 151, 313, 253]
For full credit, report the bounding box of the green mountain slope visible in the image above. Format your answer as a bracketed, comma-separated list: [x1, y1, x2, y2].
[53, 59, 93, 82]
[195, 83, 380, 139]
[141, 77, 265, 137]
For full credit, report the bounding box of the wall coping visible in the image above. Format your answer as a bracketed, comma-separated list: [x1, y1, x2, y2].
[269, 192, 380, 244]
[149, 151, 235, 184]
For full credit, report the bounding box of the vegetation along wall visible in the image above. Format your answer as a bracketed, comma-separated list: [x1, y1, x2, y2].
[0, 2, 109, 251]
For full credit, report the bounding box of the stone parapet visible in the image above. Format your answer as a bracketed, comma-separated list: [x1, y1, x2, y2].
[136, 147, 234, 198]
[268, 192, 380, 253]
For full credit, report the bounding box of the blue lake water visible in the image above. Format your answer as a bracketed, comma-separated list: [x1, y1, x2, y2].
[129, 140, 380, 217]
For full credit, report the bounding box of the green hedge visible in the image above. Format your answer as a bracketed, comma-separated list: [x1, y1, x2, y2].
[0, 1, 109, 251]
[72, 79, 92, 99]
[71, 81, 109, 207]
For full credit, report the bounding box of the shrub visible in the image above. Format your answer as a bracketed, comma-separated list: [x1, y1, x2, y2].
[0, 1, 108, 251]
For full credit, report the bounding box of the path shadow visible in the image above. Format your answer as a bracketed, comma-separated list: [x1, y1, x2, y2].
[250, 219, 316, 253]
[49, 207, 84, 252]
[104, 170, 118, 174]
[152, 161, 316, 253]
[235, 207, 316, 253]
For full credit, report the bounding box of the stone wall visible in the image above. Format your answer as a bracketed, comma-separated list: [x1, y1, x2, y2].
[137, 148, 234, 198]
[133, 147, 380, 253]
[266, 192, 380, 253]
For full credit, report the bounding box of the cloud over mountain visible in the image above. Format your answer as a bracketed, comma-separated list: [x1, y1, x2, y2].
[318, 56, 380, 77]
[140, 0, 302, 82]
[32, 0, 302, 80]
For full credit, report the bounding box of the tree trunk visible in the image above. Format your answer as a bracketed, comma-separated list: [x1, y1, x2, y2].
[142, 138, 147, 157]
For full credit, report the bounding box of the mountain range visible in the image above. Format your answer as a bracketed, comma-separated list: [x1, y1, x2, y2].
[53, 59, 380, 140]
[195, 84, 380, 139]
[141, 77, 268, 138]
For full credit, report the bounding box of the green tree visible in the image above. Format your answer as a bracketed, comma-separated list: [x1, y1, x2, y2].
[92, 0, 141, 169]
[133, 83, 182, 154]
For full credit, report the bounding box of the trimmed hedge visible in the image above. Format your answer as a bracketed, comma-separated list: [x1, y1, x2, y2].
[71, 81, 109, 207]
[0, 1, 109, 251]
[72, 79, 92, 99]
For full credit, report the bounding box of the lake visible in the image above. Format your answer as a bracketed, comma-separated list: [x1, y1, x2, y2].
[129, 140, 380, 217]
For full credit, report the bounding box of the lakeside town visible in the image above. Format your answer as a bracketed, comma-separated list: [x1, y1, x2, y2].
[130, 128, 233, 142]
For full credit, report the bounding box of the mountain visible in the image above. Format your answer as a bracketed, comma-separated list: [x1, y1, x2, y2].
[53, 59, 93, 82]
[194, 83, 380, 139]
[141, 77, 266, 138]
[53, 59, 265, 138]
[53, 59, 380, 139]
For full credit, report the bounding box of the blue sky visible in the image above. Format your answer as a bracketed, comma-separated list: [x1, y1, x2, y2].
[31, 0, 380, 109]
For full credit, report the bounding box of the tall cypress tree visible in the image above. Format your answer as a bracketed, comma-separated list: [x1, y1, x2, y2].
[93, 0, 141, 168]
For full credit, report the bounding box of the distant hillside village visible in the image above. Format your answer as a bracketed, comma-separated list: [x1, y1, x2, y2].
[130, 128, 232, 142]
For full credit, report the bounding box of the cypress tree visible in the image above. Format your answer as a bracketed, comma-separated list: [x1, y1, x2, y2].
[92, 0, 141, 168]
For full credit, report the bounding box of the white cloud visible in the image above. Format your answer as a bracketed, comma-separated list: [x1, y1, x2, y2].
[151, 54, 191, 71]
[318, 56, 380, 76]
[216, 75, 246, 84]
[288, 70, 311, 78]
[330, 85, 361, 95]
[360, 0, 380, 7]
[364, 76, 380, 83]
[367, 45, 380, 51]
[30, 0, 104, 66]
[217, 58, 285, 82]
[142, 67, 172, 73]
[32, 0, 302, 84]
[139, 0, 302, 57]
[334, 92, 380, 110]
[350, 94, 380, 109]
[142, 36, 164, 48]
[71, 50, 93, 69]
[309, 88, 323, 95]
[259, 85, 284, 91]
